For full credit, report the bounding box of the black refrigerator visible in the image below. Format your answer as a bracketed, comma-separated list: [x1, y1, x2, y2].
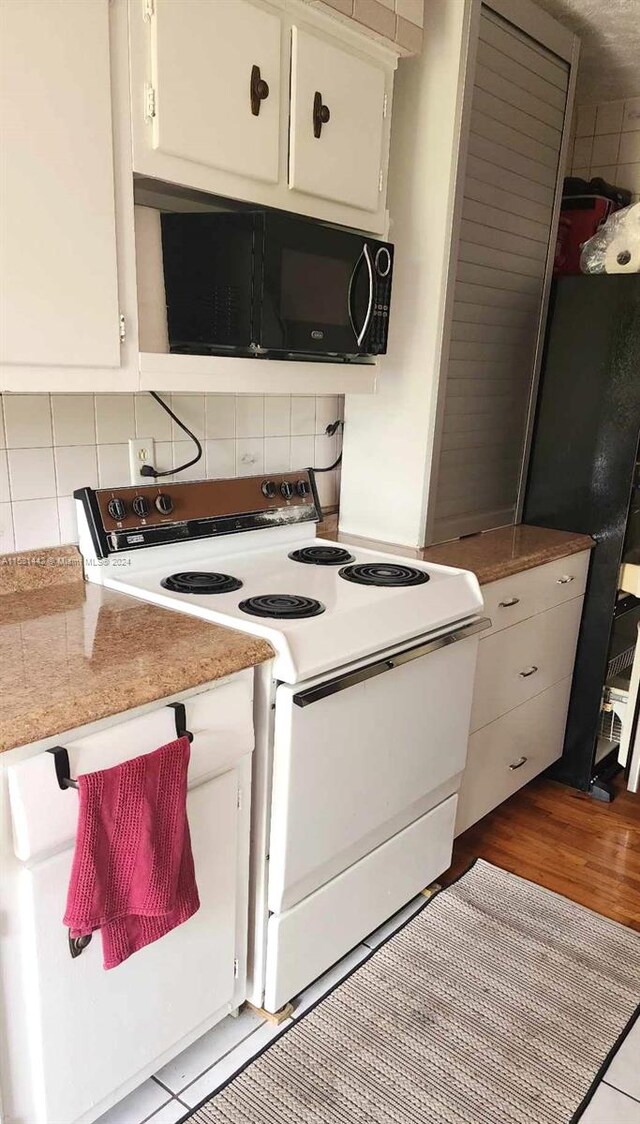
[523, 274, 640, 796]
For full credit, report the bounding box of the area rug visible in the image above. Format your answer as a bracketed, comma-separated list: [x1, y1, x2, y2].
[186, 859, 640, 1124]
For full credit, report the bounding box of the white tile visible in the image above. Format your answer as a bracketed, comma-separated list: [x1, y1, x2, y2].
[153, 441, 175, 482]
[314, 468, 338, 509]
[8, 448, 56, 501]
[264, 396, 291, 437]
[170, 394, 205, 441]
[51, 394, 96, 446]
[95, 395, 135, 444]
[595, 100, 625, 136]
[135, 393, 172, 442]
[616, 163, 640, 194]
[57, 496, 79, 544]
[590, 165, 617, 182]
[395, 0, 423, 27]
[12, 499, 60, 550]
[205, 395, 236, 439]
[180, 1021, 292, 1108]
[154, 1009, 264, 1094]
[314, 433, 338, 472]
[591, 133, 620, 167]
[572, 136, 593, 169]
[363, 895, 425, 948]
[236, 396, 264, 438]
[291, 944, 370, 1018]
[54, 445, 98, 496]
[3, 394, 52, 448]
[236, 437, 264, 476]
[290, 435, 314, 471]
[575, 103, 597, 137]
[291, 396, 316, 436]
[604, 1022, 640, 1100]
[93, 1079, 169, 1124]
[0, 450, 9, 504]
[571, 167, 590, 181]
[623, 97, 640, 132]
[619, 131, 640, 165]
[145, 1101, 187, 1124]
[171, 440, 206, 482]
[0, 503, 15, 553]
[97, 444, 131, 489]
[579, 1083, 640, 1123]
[315, 396, 340, 435]
[205, 439, 236, 479]
[0, 399, 6, 449]
[265, 436, 290, 473]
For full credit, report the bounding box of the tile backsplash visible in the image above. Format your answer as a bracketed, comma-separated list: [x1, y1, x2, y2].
[569, 96, 640, 200]
[0, 393, 343, 554]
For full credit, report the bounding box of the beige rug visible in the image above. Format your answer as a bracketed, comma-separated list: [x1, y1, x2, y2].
[187, 859, 640, 1124]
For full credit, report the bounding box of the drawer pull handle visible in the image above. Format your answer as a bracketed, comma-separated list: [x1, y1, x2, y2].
[519, 665, 538, 678]
[556, 575, 574, 584]
[509, 756, 528, 770]
[499, 597, 520, 608]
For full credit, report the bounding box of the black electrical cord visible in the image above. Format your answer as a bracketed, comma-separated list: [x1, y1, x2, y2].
[140, 391, 203, 478]
[313, 419, 344, 473]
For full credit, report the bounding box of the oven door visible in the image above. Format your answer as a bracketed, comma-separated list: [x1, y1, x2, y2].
[267, 618, 488, 914]
[258, 213, 382, 356]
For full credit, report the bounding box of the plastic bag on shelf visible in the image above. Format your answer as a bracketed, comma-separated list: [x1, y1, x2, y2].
[580, 202, 640, 274]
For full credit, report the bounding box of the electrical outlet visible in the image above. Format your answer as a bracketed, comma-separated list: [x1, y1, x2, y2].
[128, 438, 155, 486]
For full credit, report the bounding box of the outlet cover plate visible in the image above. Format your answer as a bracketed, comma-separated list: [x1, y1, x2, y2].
[129, 438, 155, 486]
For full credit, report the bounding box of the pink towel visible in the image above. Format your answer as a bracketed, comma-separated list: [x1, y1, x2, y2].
[64, 736, 200, 969]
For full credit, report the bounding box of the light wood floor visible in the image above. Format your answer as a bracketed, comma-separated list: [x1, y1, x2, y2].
[446, 774, 640, 931]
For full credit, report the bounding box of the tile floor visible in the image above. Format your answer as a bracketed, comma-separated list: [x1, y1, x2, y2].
[95, 893, 640, 1123]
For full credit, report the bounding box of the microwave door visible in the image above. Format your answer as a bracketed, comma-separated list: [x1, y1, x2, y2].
[348, 244, 374, 352]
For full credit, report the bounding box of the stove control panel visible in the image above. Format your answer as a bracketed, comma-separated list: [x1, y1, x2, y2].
[74, 471, 321, 557]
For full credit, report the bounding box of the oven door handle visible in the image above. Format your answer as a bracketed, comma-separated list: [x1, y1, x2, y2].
[292, 616, 491, 707]
[348, 243, 374, 350]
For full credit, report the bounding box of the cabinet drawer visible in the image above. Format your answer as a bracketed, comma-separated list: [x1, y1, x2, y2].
[470, 596, 583, 732]
[482, 550, 590, 637]
[456, 677, 572, 835]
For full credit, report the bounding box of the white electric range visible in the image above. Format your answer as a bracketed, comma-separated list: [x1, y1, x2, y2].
[75, 471, 488, 1012]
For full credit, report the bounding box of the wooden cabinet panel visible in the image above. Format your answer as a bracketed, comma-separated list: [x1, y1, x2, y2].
[0, 0, 120, 369]
[289, 27, 386, 212]
[149, 0, 282, 184]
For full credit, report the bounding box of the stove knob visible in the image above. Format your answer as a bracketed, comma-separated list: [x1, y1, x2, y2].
[280, 481, 294, 499]
[155, 493, 174, 515]
[261, 480, 277, 498]
[107, 497, 126, 520]
[132, 495, 150, 518]
[296, 479, 310, 497]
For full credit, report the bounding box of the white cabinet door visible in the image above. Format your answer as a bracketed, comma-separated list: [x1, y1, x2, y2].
[0, 0, 121, 369]
[19, 771, 239, 1124]
[289, 27, 386, 212]
[148, 0, 281, 184]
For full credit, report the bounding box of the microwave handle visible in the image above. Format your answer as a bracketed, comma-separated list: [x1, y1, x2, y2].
[348, 243, 374, 349]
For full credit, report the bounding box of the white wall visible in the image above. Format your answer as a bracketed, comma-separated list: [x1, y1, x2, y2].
[569, 96, 640, 200]
[0, 393, 343, 553]
[339, 0, 474, 550]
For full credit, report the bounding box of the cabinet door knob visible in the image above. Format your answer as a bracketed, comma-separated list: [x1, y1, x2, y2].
[250, 64, 270, 116]
[509, 756, 528, 770]
[313, 90, 331, 138]
[499, 596, 520, 608]
[519, 665, 538, 678]
[556, 575, 574, 584]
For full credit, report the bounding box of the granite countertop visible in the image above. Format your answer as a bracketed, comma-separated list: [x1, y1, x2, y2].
[321, 517, 594, 585]
[0, 547, 274, 754]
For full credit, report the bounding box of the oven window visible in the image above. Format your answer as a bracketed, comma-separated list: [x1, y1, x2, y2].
[280, 249, 351, 325]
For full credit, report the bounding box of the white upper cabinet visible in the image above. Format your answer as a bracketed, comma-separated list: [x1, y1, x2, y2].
[0, 0, 122, 373]
[289, 27, 387, 213]
[148, 0, 282, 184]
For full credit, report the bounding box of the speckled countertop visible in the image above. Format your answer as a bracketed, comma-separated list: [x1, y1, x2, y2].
[0, 547, 274, 754]
[321, 518, 594, 584]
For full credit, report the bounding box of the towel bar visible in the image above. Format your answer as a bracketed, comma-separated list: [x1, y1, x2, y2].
[47, 704, 194, 790]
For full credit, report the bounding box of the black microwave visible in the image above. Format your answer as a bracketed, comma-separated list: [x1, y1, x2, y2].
[160, 211, 394, 361]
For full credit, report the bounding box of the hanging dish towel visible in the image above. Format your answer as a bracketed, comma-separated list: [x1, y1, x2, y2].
[64, 736, 200, 969]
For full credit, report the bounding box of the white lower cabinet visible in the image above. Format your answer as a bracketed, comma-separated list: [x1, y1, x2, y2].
[456, 551, 590, 835]
[0, 673, 254, 1124]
